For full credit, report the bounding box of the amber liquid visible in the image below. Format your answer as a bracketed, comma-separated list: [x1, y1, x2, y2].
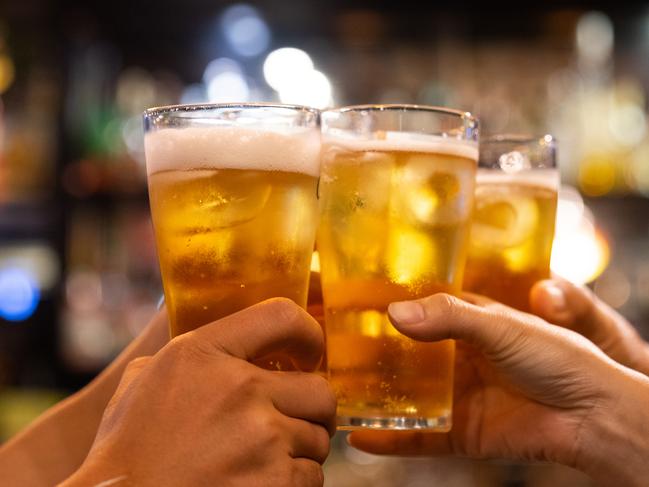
[463, 181, 558, 311]
[318, 146, 476, 429]
[148, 168, 318, 337]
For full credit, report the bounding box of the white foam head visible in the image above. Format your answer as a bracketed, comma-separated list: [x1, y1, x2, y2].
[322, 130, 479, 161]
[476, 168, 560, 189]
[144, 126, 321, 177]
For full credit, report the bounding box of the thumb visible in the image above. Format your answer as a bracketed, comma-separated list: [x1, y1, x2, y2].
[530, 279, 649, 374]
[387, 293, 607, 386]
[529, 278, 625, 338]
[189, 297, 324, 372]
[387, 293, 531, 358]
[529, 279, 594, 331]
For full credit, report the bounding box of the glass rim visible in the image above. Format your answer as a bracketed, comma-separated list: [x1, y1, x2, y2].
[483, 133, 555, 146]
[323, 104, 476, 121]
[143, 102, 320, 119]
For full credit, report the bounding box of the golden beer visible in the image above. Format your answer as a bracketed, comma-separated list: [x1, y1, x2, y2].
[463, 176, 558, 311]
[144, 108, 320, 339]
[318, 123, 478, 429]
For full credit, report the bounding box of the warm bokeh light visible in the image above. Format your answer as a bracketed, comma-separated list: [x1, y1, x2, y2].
[0, 54, 15, 94]
[310, 250, 321, 273]
[578, 155, 616, 196]
[550, 186, 610, 284]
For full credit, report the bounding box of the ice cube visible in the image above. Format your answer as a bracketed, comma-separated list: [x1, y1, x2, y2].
[392, 154, 474, 227]
[499, 151, 531, 174]
[197, 174, 272, 229]
[470, 187, 538, 250]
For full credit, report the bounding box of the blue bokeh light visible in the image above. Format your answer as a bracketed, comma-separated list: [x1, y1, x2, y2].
[221, 4, 271, 57]
[0, 267, 40, 322]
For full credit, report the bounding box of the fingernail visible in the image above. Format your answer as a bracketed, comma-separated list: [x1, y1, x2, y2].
[544, 283, 566, 312]
[156, 294, 165, 310]
[388, 301, 425, 325]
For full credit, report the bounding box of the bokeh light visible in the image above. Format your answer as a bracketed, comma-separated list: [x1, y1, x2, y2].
[121, 115, 145, 166]
[115, 67, 156, 116]
[180, 83, 207, 104]
[576, 11, 614, 66]
[221, 4, 271, 57]
[207, 72, 250, 102]
[278, 69, 332, 108]
[594, 267, 631, 309]
[550, 186, 610, 284]
[0, 267, 40, 322]
[263, 48, 314, 91]
[203, 58, 250, 103]
[0, 54, 15, 94]
[609, 103, 647, 146]
[578, 155, 616, 196]
[0, 244, 59, 291]
[263, 47, 333, 108]
[310, 251, 321, 273]
[203, 57, 242, 84]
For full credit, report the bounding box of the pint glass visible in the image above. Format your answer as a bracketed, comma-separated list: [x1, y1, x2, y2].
[318, 105, 479, 430]
[144, 104, 321, 340]
[463, 135, 558, 311]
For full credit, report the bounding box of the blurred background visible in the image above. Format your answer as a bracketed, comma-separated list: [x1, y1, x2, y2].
[1, 0, 648, 485]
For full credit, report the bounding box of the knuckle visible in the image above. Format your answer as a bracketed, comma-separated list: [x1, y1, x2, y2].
[263, 297, 303, 324]
[423, 293, 463, 321]
[125, 356, 151, 374]
[163, 331, 214, 364]
[311, 375, 337, 416]
[226, 363, 262, 395]
[162, 333, 193, 357]
[253, 413, 283, 449]
[291, 461, 324, 487]
[312, 425, 331, 461]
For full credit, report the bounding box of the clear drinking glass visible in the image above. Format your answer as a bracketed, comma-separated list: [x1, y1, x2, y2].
[318, 104, 479, 430]
[463, 134, 559, 312]
[144, 103, 321, 345]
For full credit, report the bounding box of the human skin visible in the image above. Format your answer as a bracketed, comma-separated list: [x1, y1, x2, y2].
[60, 298, 336, 487]
[0, 309, 170, 487]
[530, 278, 649, 376]
[349, 293, 649, 487]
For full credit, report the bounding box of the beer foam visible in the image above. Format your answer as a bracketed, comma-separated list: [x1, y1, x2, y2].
[322, 131, 479, 161]
[476, 168, 560, 190]
[145, 126, 321, 177]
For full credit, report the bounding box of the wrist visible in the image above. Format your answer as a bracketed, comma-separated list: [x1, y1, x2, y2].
[576, 367, 649, 486]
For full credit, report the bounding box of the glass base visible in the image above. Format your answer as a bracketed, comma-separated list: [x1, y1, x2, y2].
[337, 413, 451, 431]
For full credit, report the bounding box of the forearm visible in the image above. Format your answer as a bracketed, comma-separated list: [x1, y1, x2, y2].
[0, 386, 109, 486]
[0, 311, 168, 486]
[577, 369, 649, 486]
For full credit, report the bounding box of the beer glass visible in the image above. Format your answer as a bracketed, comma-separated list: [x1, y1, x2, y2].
[144, 103, 321, 340]
[463, 135, 558, 311]
[318, 105, 479, 430]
